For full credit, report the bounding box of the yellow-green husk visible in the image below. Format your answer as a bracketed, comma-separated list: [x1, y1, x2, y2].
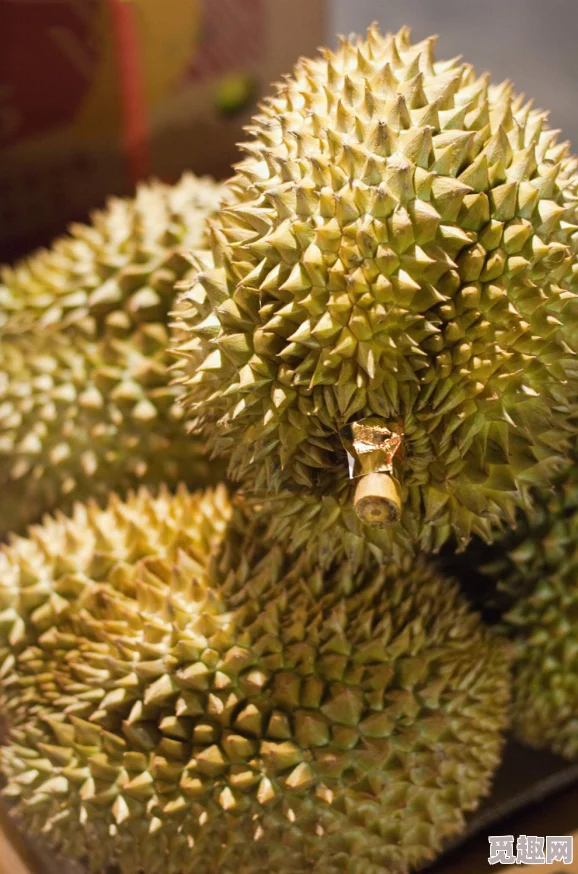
[174, 25, 578, 557]
[0, 174, 224, 537]
[0, 486, 510, 874]
[481, 465, 578, 759]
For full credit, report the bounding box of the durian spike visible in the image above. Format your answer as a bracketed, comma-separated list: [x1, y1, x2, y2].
[172, 23, 578, 559]
[354, 471, 402, 527]
[475, 459, 578, 760]
[0, 484, 511, 874]
[0, 173, 226, 536]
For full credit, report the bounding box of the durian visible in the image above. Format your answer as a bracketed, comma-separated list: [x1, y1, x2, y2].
[478, 465, 578, 759]
[0, 174, 225, 537]
[173, 24, 578, 556]
[0, 486, 511, 874]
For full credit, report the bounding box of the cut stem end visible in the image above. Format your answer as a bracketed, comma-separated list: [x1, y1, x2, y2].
[354, 472, 402, 528]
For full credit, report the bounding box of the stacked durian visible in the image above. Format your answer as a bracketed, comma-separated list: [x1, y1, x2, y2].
[1, 22, 578, 874]
[174, 24, 578, 559]
[0, 173, 225, 537]
[475, 461, 578, 760]
[0, 486, 510, 874]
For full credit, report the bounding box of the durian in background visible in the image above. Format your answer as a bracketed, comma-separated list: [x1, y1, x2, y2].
[477, 462, 578, 760]
[0, 485, 511, 874]
[0, 174, 225, 538]
[173, 24, 578, 561]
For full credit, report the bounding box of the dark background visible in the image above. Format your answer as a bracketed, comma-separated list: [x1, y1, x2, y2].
[1, 0, 576, 263]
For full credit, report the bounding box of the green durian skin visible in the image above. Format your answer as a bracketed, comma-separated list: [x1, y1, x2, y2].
[173, 24, 578, 558]
[0, 486, 511, 874]
[478, 465, 578, 759]
[0, 174, 226, 538]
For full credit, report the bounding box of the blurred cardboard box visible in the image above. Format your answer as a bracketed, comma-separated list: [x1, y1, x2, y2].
[0, 0, 325, 263]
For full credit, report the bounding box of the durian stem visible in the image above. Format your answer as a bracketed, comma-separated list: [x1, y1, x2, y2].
[354, 472, 401, 528]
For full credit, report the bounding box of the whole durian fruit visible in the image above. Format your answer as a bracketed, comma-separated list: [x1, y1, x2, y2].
[173, 24, 578, 559]
[477, 464, 578, 759]
[0, 486, 511, 874]
[0, 174, 224, 537]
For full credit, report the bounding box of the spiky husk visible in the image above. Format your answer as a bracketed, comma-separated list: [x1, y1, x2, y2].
[479, 466, 578, 759]
[174, 25, 578, 556]
[0, 486, 510, 874]
[0, 174, 225, 537]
